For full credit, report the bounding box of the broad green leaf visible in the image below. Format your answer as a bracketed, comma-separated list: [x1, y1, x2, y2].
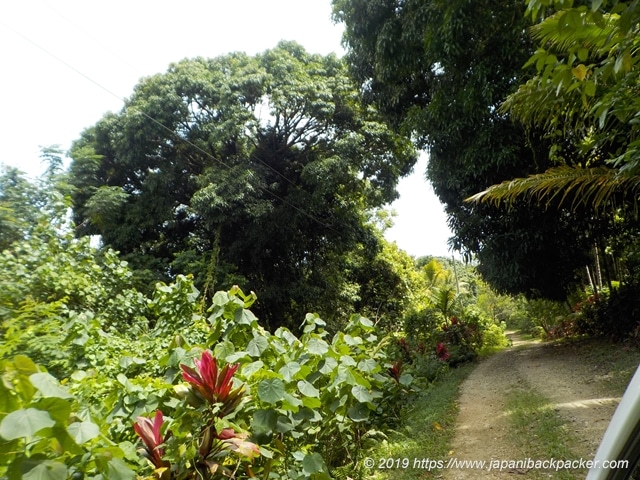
[276, 328, 299, 346]
[347, 402, 370, 422]
[357, 358, 379, 373]
[351, 385, 374, 403]
[302, 313, 326, 333]
[67, 421, 100, 444]
[343, 334, 362, 346]
[301, 396, 322, 409]
[584, 80, 596, 97]
[23, 460, 67, 480]
[242, 360, 264, 378]
[213, 340, 235, 360]
[571, 64, 587, 81]
[576, 48, 588, 63]
[358, 316, 374, 329]
[275, 415, 294, 433]
[226, 351, 249, 363]
[0, 381, 19, 416]
[211, 291, 231, 306]
[52, 425, 84, 455]
[297, 380, 319, 398]
[259, 446, 274, 459]
[119, 356, 146, 368]
[399, 373, 414, 386]
[306, 338, 329, 356]
[318, 357, 337, 374]
[252, 409, 277, 434]
[70, 370, 87, 382]
[164, 347, 186, 367]
[281, 393, 303, 411]
[0, 408, 55, 440]
[278, 362, 301, 382]
[334, 365, 357, 386]
[234, 308, 257, 326]
[247, 334, 269, 357]
[352, 369, 371, 389]
[340, 355, 356, 367]
[258, 379, 285, 404]
[104, 458, 135, 480]
[13, 355, 39, 376]
[71, 333, 89, 346]
[292, 407, 319, 423]
[35, 397, 71, 423]
[29, 373, 73, 399]
[302, 452, 327, 475]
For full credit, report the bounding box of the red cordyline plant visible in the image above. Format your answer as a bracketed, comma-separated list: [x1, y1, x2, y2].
[134, 351, 259, 479]
[182, 351, 259, 477]
[133, 410, 171, 477]
[180, 350, 244, 417]
[198, 425, 260, 475]
[435, 342, 450, 362]
[387, 359, 403, 384]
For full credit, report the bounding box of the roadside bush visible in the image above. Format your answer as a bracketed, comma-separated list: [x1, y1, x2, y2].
[525, 299, 571, 340]
[401, 305, 508, 377]
[482, 322, 509, 348]
[574, 285, 640, 340]
[403, 308, 440, 345]
[2, 280, 413, 480]
[0, 355, 135, 480]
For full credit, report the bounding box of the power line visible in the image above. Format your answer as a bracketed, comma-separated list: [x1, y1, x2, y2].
[0, 20, 343, 235]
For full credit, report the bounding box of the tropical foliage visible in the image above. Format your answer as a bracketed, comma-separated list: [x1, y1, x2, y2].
[68, 42, 416, 330]
[470, 0, 640, 211]
[0, 165, 511, 479]
[460, 0, 640, 331]
[332, 0, 599, 301]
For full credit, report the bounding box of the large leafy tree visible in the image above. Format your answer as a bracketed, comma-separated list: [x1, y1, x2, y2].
[471, 0, 640, 206]
[333, 0, 597, 299]
[69, 42, 416, 328]
[467, 0, 640, 286]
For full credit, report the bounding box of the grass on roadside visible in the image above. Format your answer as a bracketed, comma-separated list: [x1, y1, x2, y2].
[364, 363, 475, 480]
[505, 386, 584, 480]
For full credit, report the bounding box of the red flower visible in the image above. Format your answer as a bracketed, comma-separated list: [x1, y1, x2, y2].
[435, 342, 450, 362]
[180, 350, 244, 416]
[133, 410, 171, 470]
[387, 359, 403, 383]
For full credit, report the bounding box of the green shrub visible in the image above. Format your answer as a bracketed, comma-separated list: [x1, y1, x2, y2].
[574, 285, 640, 340]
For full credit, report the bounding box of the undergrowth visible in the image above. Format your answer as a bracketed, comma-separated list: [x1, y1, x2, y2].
[364, 363, 475, 480]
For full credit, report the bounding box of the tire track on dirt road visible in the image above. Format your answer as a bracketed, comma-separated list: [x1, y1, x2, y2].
[442, 333, 627, 479]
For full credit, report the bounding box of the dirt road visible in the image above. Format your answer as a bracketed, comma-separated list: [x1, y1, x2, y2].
[443, 333, 635, 479]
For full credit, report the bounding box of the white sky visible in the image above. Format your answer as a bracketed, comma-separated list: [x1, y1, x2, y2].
[0, 0, 453, 258]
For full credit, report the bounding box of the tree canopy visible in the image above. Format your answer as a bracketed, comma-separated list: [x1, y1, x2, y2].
[68, 42, 417, 328]
[470, 0, 640, 208]
[333, 0, 599, 299]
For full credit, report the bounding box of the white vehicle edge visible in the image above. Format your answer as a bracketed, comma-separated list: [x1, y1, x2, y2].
[588, 365, 640, 479]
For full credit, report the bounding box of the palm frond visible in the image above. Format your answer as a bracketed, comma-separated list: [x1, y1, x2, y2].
[531, 10, 616, 54]
[465, 166, 640, 213]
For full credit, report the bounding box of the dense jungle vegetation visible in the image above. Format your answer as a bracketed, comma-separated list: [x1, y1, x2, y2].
[3, 0, 640, 479]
